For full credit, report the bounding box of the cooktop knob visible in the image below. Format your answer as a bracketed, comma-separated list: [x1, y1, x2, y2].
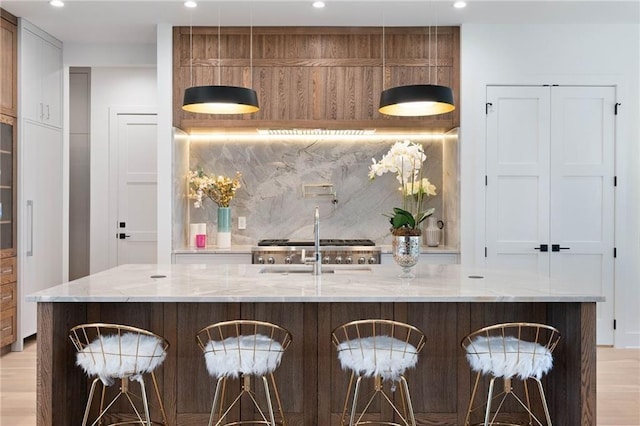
[345, 257, 353, 264]
[267, 257, 275, 264]
[284, 256, 292, 264]
[334, 256, 343, 264]
[323, 256, 331, 264]
[358, 257, 366, 264]
[257, 257, 265, 264]
[368, 257, 377, 264]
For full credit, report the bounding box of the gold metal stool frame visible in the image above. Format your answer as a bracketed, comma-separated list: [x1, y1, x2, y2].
[196, 320, 293, 426]
[461, 322, 561, 426]
[69, 323, 169, 426]
[331, 319, 426, 426]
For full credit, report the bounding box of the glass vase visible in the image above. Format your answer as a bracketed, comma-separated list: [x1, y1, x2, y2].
[217, 207, 231, 249]
[392, 235, 421, 278]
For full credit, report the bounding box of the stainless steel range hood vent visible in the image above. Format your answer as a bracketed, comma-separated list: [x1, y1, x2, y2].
[256, 129, 376, 136]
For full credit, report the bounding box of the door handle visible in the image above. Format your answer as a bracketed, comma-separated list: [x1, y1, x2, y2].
[118, 233, 131, 240]
[552, 244, 570, 252]
[534, 244, 548, 252]
[27, 200, 34, 257]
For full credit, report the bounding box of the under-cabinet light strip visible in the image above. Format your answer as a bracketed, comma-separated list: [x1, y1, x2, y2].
[187, 132, 450, 142]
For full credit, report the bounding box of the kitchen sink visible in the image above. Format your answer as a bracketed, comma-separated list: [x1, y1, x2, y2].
[259, 265, 373, 274]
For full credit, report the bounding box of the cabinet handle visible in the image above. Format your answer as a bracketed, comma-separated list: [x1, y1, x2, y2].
[27, 200, 34, 257]
[46, 104, 50, 120]
[551, 244, 570, 252]
[534, 244, 549, 252]
[39, 103, 44, 120]
[1, 295, 12, 301]
[1, 326, 12, 332]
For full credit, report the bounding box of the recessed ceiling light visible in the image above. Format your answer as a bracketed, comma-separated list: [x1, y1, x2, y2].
[184, 1, 197, 8]
[312, 1, 326, 9]
[453, 1, 467, 9]
[49, 0, 64, 7]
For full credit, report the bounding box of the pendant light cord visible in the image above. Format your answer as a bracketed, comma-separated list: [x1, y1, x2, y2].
[381, 19, 386, 90]
[428, 1, 432, 85]
[189, 8, 193, 87]
[250, 8, 254, 89]
[217, 6, 221, 86]
[434, 0, 439, 86]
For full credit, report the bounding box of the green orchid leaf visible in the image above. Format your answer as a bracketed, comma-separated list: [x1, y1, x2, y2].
[390, 208, 415, 228]
[415, 208, 435, 226]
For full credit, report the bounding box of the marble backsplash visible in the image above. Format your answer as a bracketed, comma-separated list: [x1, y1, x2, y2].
[174, 133, 459, 248]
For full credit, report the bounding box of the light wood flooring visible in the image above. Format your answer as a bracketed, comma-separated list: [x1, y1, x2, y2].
[1, 337, 638, 425]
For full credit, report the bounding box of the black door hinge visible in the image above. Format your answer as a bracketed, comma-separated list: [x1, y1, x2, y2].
[615, 103, 621, 115]
[614, 176, 617, 187]
[485, 175, 488, 186]
[613, 319, 617, 330]
[484, 247, 488, 258]
[614, 247, 617, 258]
[486, 103, 492, 115]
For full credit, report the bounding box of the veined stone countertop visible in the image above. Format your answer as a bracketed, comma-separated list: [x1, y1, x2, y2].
[172, 245, 460, 254]
[28, 263, 603, 303]
[173, 245, 255, 254]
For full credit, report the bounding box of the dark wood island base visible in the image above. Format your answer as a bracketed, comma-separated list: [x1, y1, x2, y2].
[37, 301, 596, 425]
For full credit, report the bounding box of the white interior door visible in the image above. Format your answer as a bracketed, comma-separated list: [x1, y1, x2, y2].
[485, 86, 551, 275]
[114, 112, 157, 265]
[550, 86, 615, 345]
[486, 85, 616, 345]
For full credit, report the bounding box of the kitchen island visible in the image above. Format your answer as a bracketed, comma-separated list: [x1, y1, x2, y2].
[29, 263, 602, 425]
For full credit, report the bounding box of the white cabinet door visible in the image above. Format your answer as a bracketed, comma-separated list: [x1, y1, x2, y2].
[19, 23, 62, 128]
[40, 38, 62, 128]
[486, 86, 550, 275]
[19, 122, 63, 339]
[173, 253, 252, 265]
[20, 28, 42, 124]
[550, 86, 615, 345]
[486, 85, 616, 345]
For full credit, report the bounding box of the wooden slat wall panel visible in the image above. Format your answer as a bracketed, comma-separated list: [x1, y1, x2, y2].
[174, 26, 460, 131]
[175, 302, 240, 413]
[37, 301, 596, 426]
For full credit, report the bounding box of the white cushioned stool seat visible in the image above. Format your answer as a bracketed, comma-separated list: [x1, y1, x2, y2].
[69, 323, 170, 426]
[203, 334, 284, 379]
[196, 320, 293, 426]
[460, 323, 561, 426]
[76, 332, 167, 385]
[337, 335, 419, 382]
[465, 335, 553, 380]
[332, 319, 426, 426]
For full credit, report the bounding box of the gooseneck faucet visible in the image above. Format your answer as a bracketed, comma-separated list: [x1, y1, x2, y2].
[305, 206, 322, 275]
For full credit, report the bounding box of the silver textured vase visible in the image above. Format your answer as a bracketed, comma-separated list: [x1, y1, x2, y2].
[392, 235, 421, 278]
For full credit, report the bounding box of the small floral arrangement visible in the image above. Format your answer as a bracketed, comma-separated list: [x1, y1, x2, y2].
[188, 168, 242, 208]
[368, 140, 436, 235]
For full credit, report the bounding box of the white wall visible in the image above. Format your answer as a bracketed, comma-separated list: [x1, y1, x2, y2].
[460, 23, 640, 348]
[64, 43, 156, 67]
[89, 67, 157, 273]
[157, 24, 173, 264]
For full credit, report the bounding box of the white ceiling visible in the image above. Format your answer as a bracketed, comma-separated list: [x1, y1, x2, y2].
[1, 0, 638, 44]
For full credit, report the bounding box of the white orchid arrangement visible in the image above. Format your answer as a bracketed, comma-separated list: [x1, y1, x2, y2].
[368, 140, 436, 234]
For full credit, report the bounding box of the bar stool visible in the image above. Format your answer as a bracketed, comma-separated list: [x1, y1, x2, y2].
[461, 322, 561, 426]
[331, 319, 426, 426]
[69, 323, 169, 426]
[196, 320, 293, 426]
